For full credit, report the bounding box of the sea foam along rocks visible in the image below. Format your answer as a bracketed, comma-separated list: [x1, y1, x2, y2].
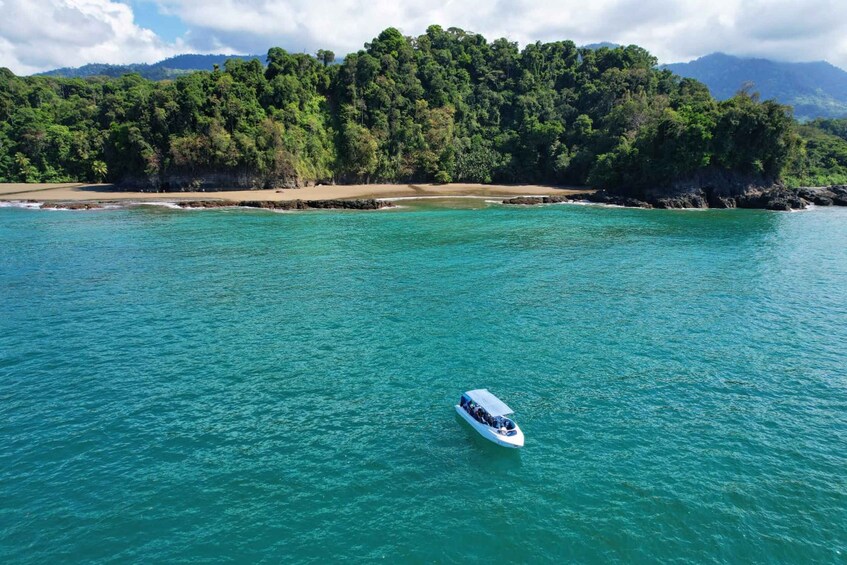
[502, 192, 654, 208]
[175, 199, 395, 210]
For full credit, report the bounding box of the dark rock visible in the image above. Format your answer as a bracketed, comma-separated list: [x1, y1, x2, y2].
[302, 199, 391, 210]
[502, 197, 545, 205]
[504, 180, 847, 211]
[175, 200, 231, 208]
[736, 189, 808, 211]
[797, 187, 835, 206]
[828, 185, 847, 206]
[655, 194, 709, 209]
[631, 169, 807, 210]
[177, 198, 394, 211]
[502, 194, 592, 206]
[40, 202, 102, 210]
[239, 200, 288, 210]
[711, 196, 737, 209]
[602, 168, 847, 210]
[585, 190, 653, 208]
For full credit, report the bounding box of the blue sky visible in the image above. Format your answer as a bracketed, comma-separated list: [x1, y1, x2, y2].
[127, 0, 187, 42]
[1, 0, 846, 74]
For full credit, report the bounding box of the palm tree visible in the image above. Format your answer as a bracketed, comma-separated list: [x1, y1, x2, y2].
[91, 160, 107, 183]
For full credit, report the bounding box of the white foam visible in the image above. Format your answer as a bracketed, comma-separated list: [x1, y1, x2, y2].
[0, 200, 132, 211]
[40, 203, 122, 211]
[144, 201, 233, 210]
[0, 201, 43, 209]
[664, 207, 711, 212]
[495, 198, 627, 209]
[135, 201, 184, 210]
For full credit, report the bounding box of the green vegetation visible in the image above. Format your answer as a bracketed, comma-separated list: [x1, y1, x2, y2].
[784, 118, 847, 187]
[0, 27, 839, 191]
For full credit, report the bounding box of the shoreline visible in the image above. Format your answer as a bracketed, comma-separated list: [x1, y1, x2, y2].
[3, 182, 845, 212]
[0, 182, 588, 204]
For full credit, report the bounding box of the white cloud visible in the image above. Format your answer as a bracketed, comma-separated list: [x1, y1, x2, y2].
[0, 0, 187, 74]
[153, 0, 847, 68]
[3, 0, 847, 74]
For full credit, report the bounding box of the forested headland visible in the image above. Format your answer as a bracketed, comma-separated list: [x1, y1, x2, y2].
[2, 25, 847, 199]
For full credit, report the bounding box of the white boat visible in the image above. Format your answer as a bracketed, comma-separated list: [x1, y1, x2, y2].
[455, 389, 524, 448]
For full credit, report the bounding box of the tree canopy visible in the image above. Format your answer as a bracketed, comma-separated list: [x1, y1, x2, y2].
[0, 27, 835, 191]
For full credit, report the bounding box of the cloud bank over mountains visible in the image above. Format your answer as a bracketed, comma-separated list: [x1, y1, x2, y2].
[2, 0, 846, 74]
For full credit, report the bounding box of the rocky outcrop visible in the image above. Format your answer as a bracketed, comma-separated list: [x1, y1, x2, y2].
[502, 192, 654, 208]
[292, 199, 390, 210]
[175, 198, 394, 210]
[501, 196, 570, 205]
[735, 189, 808, 211]
[796, 185, 847, 206]
[503, 185, 847, 211]
[581, 191, 655, 208]
[40, 202, 104, 210]
[629, 169, 809, 210]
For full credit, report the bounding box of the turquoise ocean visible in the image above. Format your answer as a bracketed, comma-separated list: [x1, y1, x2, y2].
[1, 200, 845, 562]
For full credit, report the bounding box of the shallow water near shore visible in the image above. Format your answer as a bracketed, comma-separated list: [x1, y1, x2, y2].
[1, 203, 846, 562]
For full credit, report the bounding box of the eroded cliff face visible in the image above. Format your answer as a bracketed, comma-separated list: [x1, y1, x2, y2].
[645, 185, 847, 211]
[641, 169, 777, 208]
[502, 183, 847, 211]
[611, 168, 847, 210]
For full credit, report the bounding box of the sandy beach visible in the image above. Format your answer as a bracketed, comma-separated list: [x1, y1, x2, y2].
[0, 182, 588, 203]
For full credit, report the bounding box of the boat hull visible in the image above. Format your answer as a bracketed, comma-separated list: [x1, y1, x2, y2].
[455, 405, 524, 448]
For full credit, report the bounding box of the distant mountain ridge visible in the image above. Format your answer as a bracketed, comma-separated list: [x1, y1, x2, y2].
[582, 42, 621, 50]
[36, 54, 264, 81]
[664, 53, 847, 120]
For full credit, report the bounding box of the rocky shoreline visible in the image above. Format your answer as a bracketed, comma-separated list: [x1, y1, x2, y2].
[502, 186, 847, 211]
[33, 198, 395, 211]
[38, 201, 111, 210]
[19, 187, 847, 212]
[174, 198, 394, 210]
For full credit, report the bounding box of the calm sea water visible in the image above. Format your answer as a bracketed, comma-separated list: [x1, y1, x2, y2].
[1, 201, 845, 563]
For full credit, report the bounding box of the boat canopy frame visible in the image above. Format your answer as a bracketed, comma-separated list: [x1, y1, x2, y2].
[465, 389, 514, 417]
